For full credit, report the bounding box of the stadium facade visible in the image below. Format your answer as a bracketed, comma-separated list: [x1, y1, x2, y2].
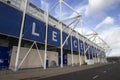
[0, 0, 106, 71]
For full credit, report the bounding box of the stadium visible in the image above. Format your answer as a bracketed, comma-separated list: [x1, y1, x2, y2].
[0, 0, 107, 71]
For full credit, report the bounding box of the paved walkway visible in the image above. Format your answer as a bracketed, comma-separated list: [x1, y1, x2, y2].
[0, 64, 107, 80]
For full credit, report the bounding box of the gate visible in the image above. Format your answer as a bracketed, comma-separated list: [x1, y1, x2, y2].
[58, 53, 68, 66]
[0, 46, 11, 69]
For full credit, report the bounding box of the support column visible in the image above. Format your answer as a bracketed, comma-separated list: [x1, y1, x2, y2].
[95, 52, 97, 63]
[14, 0, 28, 71]
[44, 0, 59, 69]
[83, 41, 86, 62]
[44, 11, 49, 69]
[91, 47, 94, 64]
[88, 47, 91, 60]
[96, 52, 98, 63]
[78, 38, 81, 66]
[60, 0, 63, 68]
[71, 36, 74, 66]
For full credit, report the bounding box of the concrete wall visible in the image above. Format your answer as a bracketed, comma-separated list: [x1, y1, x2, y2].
[9, 46, 58, 70]
[93, 58, 96, 63]
[93, 57, 98, 63]
[67, 54, 72, 66]
[47, 51, 58, 67]
[97, 57, 100, 63]
[80, 56, 85, 65]
[85, 59, 94, 65]
[9, 46, 92, 70]
[67, 54, 86, 66]
[73, 54, 79, 65]
[101, 58, 106, 63]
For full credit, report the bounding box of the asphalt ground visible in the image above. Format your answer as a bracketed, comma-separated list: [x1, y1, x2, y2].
[0, 64, 108, 80]
[38, 63, 120, 80]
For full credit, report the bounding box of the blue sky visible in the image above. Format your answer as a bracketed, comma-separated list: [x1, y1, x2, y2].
[29, 0, 120, 57]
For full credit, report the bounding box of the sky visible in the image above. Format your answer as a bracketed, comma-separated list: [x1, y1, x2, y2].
[29, 0, 120, 57]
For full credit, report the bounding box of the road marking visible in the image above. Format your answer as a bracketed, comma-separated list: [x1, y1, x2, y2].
[108, 67, 112, 70]
[103, 70, 107, 73]
[93, 75, 99, 79]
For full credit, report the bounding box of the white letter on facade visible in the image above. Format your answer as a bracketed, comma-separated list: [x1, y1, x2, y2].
[32, 22, 40, 36]
[74, 40, 77, 48]
[52, 31, 57, 42]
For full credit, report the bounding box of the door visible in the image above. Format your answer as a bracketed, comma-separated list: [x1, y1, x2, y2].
[63, 54, 67, 65]
[58, 52, 68, 66]
[0, 46, 11, 69]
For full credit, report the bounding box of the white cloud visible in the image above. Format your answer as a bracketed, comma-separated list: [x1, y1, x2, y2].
[54, 6, 70, 20]
[75, 26, 94, 36]
[76, 20, 120, 57]
[85, 0, 120, 16]
[109, 49, 120, 57]
[76, 17, 120, 57]
[40, 0, 49, 11]
[39, 0, 120, 57]
[96, 17, 120, 57]
[100, 27, 120, 57]
[95, 16, 115, 30]
[69, 5, 87, 18]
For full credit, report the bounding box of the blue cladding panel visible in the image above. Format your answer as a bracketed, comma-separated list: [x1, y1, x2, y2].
[0, 2, 22, 37]
[48, 26, 60, 47]
[96, 49, 100, 56]
[89, 45, 91, 54]
[0, 46, 11, 69]
[46, 59, 49, 68]
[79, 40, 84, 53]
[95, 48, 97, 55]
[96, 49, 98, 55]
[93, 47, 95, 55]
[58, 52, 67, 66]
[94, 48, 97, 56]
[94, 48, 96, 55]
[100, 51, 103, 57]
[103, 52, 105, 57]
[97, 50, 100, 56]
[0, 2, 104, 56]
[89, 46, 92, 54]
[87, 44, 90, 54]
[90, 46, 94, 55]
[72, 37, 78, 51]
[63, 54, 67, 65]
[85, 43, 89, 53]
[23, 15, 45, 43]
[58, 53, 61, 66]
[62, 32, 71, 49]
